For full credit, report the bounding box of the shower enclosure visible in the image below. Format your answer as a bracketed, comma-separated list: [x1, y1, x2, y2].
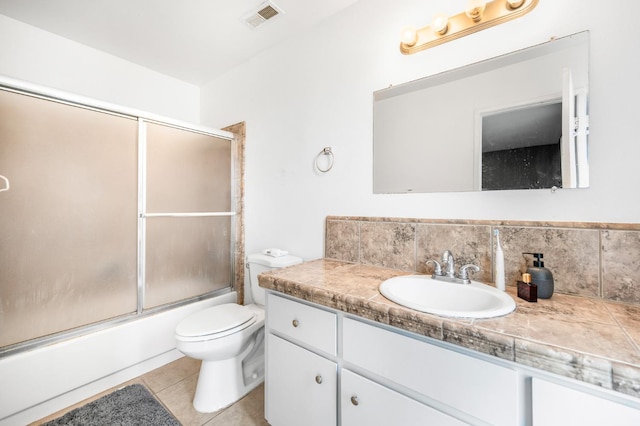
[0, 84, 236, 354]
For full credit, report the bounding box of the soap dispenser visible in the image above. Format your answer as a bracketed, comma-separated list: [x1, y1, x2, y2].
[523, 252, 554, 299]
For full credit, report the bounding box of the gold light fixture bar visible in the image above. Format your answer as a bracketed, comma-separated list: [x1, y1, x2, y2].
[400, 0, 539, 55]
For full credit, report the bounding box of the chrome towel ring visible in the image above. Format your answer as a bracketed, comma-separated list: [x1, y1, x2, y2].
[0, 175, 9, 193]
[314, 147, 334, 173]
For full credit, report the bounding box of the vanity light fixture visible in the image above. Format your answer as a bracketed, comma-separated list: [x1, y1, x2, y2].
[465, 0, 487, 22]
[506, 0, 526, 8]
[400, 0, 539, 55]
[431, 13, 450, 35]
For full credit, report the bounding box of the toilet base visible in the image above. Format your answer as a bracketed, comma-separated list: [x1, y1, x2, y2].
[192, 329, 265, 413]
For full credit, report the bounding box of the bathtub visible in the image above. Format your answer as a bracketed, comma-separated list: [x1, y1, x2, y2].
[0, 291, 237, 425]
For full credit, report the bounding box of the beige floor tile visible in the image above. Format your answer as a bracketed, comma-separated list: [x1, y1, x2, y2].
[157, 373, 218, 426]
[142, 356, 202, 393]
[33, 357, 268, 426]
[204, 384, 268, 426]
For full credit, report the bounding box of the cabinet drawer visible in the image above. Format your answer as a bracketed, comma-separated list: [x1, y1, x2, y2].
[341, 369, 465, 426]
[532, 378, 640, 425]
[343, 317, 518, 426]
[267, 293, 337, 355]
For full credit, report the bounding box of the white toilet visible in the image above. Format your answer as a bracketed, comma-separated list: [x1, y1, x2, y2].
[175, 252, 302, 413]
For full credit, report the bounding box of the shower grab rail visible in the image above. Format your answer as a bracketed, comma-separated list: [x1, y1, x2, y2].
[142, 212, 236, 218]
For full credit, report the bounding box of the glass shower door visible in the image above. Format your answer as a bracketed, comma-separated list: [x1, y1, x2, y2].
[0, 86, 235, 352]
[0, 89, 138, 348]
[143, 121, 233, 309]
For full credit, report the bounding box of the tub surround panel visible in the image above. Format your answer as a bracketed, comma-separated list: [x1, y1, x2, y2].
[222, 122, 245, 304]
[259, 259, 640, 399]
[326, 217, 640, 306]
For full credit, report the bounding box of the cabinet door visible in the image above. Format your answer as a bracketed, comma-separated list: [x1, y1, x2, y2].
[343, 317, 518, 425]
[532, 378, 640, 425]
[266, 334, 337, 426]
[341, 369, 466, 426]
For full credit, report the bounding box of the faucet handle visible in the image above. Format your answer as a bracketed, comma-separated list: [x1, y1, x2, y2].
[426, 259, 443, 276]
[458, 264, 480, 281]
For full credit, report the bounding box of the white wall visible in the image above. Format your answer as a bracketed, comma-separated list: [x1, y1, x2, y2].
[0, 14, 200, 122]
[200, 0, 640, 261]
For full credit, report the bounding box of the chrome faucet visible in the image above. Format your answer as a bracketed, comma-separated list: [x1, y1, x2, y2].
[426, 250, 480, 284]
[441, 250, 455, 278]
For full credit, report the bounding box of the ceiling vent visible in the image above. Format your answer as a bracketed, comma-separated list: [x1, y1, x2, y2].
[242, 1, 283, 29]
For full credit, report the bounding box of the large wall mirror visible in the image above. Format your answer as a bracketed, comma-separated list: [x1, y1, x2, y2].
[373, 31, 589, 193]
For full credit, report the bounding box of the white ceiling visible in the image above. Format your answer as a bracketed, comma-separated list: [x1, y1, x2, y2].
[0, 0, 359, 86]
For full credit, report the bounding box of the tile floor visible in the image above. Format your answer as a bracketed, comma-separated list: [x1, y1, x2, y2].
[32, 356, 269, 426]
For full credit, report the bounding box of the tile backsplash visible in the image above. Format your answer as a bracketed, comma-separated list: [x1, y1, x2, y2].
[325, 216, 640, 305]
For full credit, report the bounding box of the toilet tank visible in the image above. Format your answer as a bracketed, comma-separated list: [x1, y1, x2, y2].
[247, 253, 302, 306]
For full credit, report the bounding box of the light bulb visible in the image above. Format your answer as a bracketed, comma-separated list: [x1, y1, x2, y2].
[431, 13, 449, 35]
[506, 0, 525, 9]
[400, 26, 418, 47]
[465, 0, 486, 22]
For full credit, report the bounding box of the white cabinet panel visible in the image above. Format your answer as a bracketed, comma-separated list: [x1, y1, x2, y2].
[341, 369, 466, 426]
[532, 378, 640, 425]
[266, 334, 337, 426]
[343, 317, 518, 426]
[267, 294, 337, 355]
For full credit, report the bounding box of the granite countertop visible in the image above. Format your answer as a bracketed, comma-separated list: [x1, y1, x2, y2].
[259, 258, 640, 399]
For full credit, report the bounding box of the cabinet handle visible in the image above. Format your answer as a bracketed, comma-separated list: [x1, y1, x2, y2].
[292, 319, 299, 327]
[315, 375, 323, 384]
[350, 395, 359, 406]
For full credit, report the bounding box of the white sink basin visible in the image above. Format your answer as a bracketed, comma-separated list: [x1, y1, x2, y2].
[379, 275, 516, 319]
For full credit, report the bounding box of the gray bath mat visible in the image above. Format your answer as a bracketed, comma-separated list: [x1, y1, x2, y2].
[43, 384, 180, 426]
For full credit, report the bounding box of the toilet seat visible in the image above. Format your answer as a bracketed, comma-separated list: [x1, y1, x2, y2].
[176, 304, 257, 341]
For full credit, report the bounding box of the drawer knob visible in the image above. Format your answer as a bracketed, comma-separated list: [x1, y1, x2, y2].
[351, 395, 359, 406]
[315, 375, 323, 384]
[292, 319, 299, 328]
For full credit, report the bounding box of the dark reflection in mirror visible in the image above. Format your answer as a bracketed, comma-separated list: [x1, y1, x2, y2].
[482, 101, 562, 190]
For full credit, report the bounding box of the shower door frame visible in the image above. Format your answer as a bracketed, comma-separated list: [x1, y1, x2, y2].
[0, 76, 237, 356]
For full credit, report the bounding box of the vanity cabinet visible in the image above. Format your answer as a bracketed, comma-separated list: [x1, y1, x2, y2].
[265, 292, 640, 425]
[265, 292, 504, 425]
[265, 293, 337, 426]
[532, 378, 640, 425]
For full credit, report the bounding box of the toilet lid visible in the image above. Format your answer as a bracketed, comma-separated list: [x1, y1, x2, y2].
[176, 304, 256, 338]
